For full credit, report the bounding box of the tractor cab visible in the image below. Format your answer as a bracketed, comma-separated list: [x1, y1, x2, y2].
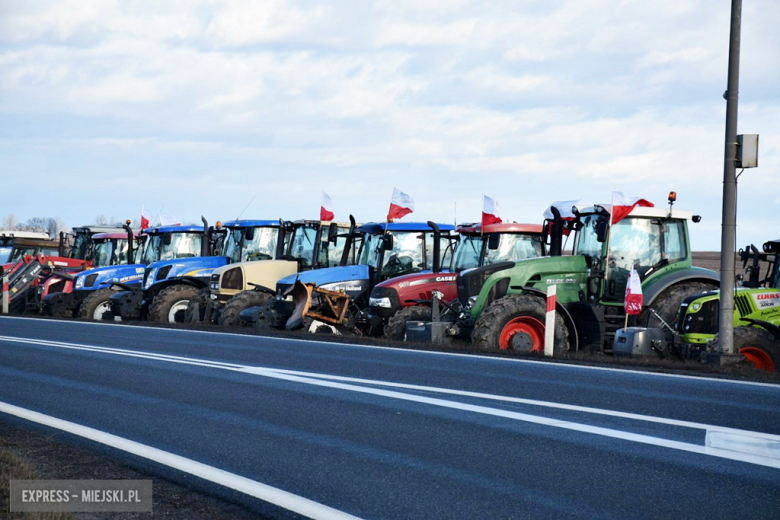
[90, 231, 142, 268]
[0, 231, 60, 266]
[453, 223, 545, 271]
[61, 225, 123, 260]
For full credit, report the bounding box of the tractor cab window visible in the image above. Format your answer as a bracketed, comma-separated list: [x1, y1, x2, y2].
[381, 232, 424, 277]
[93, 241, 114, 267]
[223, 229, 243, 262]
[574, 215, 607, 263]
[288, 226, 318, 267]
[0, 246, 12, 264]
[453, 235, 483, 271]
[485, 234, 542, 265]
[663, 220, 686, 263]
[243, 227, 278, 262]
[317, 226, 352, 268]
[10, 248, 36, 263]
[359, 233, 381, 268]
[115, 239, 131, 265]
[604, 218, 668, 301]
[423, 232, 455, 271]
[772, 263, 780, 289]
[160, 232, 202, 261]
[142, 235, 163, 264]
[71, 234, 91, 260]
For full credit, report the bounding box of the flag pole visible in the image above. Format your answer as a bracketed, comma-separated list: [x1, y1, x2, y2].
[153, 205, 165, 227]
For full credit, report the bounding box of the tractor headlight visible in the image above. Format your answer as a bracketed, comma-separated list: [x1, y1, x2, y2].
[468, 296, 478, 308]
[369, 296, 392, 308]
[144, 268, 157, 289]
[692, 302, 701, 311]
[74, 275, 85, 289]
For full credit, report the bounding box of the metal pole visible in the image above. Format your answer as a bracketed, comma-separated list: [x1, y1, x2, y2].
[718, 0, 742, 359]
[2, 271, 9, 314]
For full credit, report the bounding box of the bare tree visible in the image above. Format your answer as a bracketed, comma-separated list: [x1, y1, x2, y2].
[94, 215, 109, 226]
[18, 217, 69, 238]
[1, 214, 17, 230]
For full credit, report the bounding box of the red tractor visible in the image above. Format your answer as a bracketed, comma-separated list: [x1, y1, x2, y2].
[1, 254, 92, 314]
[368, 222, 545, 339]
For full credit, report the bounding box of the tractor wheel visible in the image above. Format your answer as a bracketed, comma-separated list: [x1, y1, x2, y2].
[219, 291, 272, 327]
[148, 285, 200, 324]
[711, 327, 780, 372]
[639, 282, 717, 333]
[79, 288, 119, 321]
[472, 295, 570, 355]
[384, 306, 432, 341]
[252, 300, 276, 329]
[184, 287, 211, 323]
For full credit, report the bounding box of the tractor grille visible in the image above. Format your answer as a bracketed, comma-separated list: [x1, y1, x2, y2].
[735, 294, 753, 317]
[48, 279, 66, 294]
[679, 298, 719, 335]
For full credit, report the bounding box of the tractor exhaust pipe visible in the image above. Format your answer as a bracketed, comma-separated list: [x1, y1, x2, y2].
[201, 216, 210, 257]
[340, 215, 357, 267]
[427, 221, 441, 273]
[549, 207, 564, 257]
[122, 220, 134, 264]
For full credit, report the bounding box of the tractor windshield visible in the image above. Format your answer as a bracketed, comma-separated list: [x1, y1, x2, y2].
[453, 236, 483, 271]
[0, 246, 12, 264]
[160, 232, 202, 261]
[288, 226, 319, 267]
[486, 234, 542, 265]
[71, 233, 91, 260]
[360, 231, 426, 277]
[317, 226, 353, 268]
[224, 227, 279, 262]
[114, 239, 132, 264]
[92, 241, 114, 267]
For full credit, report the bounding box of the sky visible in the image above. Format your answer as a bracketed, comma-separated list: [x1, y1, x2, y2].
[1, 0, 778, 250]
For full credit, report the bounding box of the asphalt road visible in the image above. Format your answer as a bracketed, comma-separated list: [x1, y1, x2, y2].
[1, 316, 779, 519]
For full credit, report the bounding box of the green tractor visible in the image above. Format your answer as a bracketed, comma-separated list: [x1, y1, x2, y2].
[460, 194, 718, 354]
[676, 239, 780, 371]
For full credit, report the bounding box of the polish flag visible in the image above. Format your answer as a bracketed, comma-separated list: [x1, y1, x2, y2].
[141, 205, 152, 230]
[387, 188, 414, 221]
[320, 191, 335, 221]
[611, 190, 654, 225]
[482, 195, 502, 226]
[543, 199, 581, 236]
[160, 214, 181, 226]
[624, 268, 644, 315]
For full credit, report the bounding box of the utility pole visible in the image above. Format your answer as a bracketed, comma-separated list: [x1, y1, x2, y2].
[717, 0, 742, 362]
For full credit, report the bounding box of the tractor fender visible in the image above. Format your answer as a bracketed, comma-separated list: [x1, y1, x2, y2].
[247, 283, 276, 296]
[742, 318, 780, 341]
[519, 287, 580, 351]
[643, 267, 719, 306]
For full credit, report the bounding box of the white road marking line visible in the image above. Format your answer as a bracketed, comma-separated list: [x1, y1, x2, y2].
[0, 401, 361, 520]
[3, 335, 780, 470]
[706, 430, 780, 461]
[3, 315, 778, 389]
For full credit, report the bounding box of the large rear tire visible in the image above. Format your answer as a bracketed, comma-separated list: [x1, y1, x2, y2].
[184, 287, 211, 323]
[711, 327, 779, 372]
[472, 295, 570, 355]
[148, 284, 200, 324]
[219, 291, 272, 327]
[384, 306, 432, 340]
[79, 288, 119, 321]
[639, 282, 717, 332]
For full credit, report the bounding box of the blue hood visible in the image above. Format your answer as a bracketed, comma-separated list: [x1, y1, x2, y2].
[74, 264, 147, 290]
[278, 265, 369, 287]
[147, 256, 229, 285]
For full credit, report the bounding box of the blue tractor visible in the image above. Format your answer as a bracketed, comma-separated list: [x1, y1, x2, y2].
[243, 221, 457, 335]
[73, 223, 209, 320]
[131, 219, 292, 324]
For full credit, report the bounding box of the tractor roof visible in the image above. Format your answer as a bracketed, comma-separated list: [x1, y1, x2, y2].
[292, 219, 355, 227]
[92, 232, 139, 240]
[146, 225, 203, 234]
[356, 222, 456, 234]
[0, 230, 51, 239]
[574, 204, 695, 221]
[222, 219, 280, 228]
[72, 225, 125, 234]
[456, 223, 543, 235]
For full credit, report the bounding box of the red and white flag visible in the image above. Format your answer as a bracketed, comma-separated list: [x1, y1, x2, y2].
[320, 191, 335, 221]
[611, 190, 653, 225]
[141, 204, 152, 230]
[482, 195, 502, 226]
[387, 188, 414, 221]
[543, 199, 581, 236]
[160, 214, 180, 226]
[624, 268, 644, 315]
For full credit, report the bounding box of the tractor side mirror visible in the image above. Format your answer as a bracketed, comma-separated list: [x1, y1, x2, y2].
[381, 234, 394, 251]
[327, 222, 339, 244]
[245, 226, 255, 241]
[487, 233, 501, 250]
[163, 233, 172, 246]
[596, 220, 609, 243]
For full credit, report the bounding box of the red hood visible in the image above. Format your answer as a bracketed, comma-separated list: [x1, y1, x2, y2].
[377, 271, 459, 306]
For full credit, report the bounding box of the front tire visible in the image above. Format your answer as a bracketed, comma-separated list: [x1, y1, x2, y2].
[184, 287, 211, 323]
[384, 306, 432, 340]
[640, 282, 717, 332]
[219, 291, 272, 327]
[711, 327, 779, 372]
[472, 295, 570, 355]
[79, 288, 119, 321]
[148, 285, 200, 324]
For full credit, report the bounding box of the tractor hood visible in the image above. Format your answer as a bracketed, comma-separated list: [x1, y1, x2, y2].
[74, 264, 147, 291]
[372, 270, 459, 309]
[145, 256, 229, 287]
[211, 259, 300, 296]
[277, 265, 370, 297]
